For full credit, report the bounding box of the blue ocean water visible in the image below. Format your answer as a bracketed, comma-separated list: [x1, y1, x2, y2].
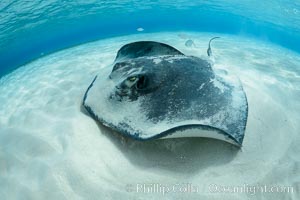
[1, 2, 300, 199]
[0, 0, 300, 77]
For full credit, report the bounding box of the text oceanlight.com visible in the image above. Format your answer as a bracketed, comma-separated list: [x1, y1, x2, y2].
[125, 183, 294, 195]
[209, 183, 294, 195]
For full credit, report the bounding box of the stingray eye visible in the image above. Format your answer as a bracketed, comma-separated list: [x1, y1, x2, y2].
[136, 75, 147, 90]
[128, 76, 137, 82]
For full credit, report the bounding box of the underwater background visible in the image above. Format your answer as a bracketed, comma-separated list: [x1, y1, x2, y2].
[1, 1, 300, 200]
[1, 0, 300, 76]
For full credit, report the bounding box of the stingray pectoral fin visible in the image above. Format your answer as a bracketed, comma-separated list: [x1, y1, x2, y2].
[156, 125, 242, 146]
[115, 41, 184, 62]
[83, 41, 248, 147]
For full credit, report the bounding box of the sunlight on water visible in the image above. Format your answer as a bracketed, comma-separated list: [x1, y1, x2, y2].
[0, 0, 300, 76]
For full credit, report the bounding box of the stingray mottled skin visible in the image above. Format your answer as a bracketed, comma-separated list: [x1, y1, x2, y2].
[83, 41, 248, 146]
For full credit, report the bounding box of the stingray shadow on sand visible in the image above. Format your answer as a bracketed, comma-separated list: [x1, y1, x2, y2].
[82, 105, 239, 175]
[98, 121, 239, 175]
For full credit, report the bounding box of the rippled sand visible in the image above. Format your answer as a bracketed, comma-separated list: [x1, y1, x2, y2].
[0, 32, 299, 200]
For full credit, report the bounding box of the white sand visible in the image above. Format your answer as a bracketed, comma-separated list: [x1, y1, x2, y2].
[0, 32, 299, 200]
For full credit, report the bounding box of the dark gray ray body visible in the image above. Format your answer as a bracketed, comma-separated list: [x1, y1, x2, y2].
[115, 41, 184, 62]
[83, 41, 248, 146]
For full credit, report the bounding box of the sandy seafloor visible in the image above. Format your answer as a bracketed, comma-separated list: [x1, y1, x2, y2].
[0, 32, 299, 200]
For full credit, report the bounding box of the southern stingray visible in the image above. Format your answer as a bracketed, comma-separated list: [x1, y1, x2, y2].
[83, 40, 248, 146]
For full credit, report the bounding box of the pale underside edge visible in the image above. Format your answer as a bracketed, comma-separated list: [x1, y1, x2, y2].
[160, 127, 240, 146]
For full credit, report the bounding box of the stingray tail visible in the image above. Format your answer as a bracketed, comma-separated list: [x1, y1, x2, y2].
[207, 37, 220, 57]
